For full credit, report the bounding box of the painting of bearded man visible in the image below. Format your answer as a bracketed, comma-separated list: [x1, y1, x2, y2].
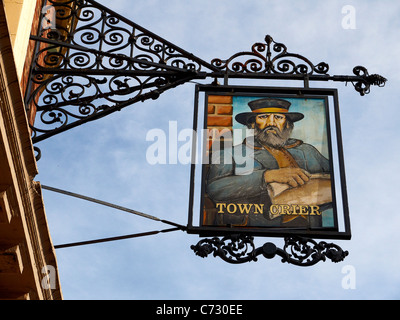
[204, 96, 334, 229]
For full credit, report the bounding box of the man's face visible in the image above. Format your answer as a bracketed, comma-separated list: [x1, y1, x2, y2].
[253, 113, 293, 148]
[255, 113, 287, 133]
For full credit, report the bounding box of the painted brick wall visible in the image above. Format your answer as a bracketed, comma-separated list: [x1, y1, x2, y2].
[206, 95, 233, 154]
[203, 95, 234, 225]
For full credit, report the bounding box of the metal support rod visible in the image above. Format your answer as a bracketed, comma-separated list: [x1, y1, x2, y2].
[41, 184, 187, 231]
[54, 227, 181, 249]
[304, 75, 310, 88]
[42, 184, 159, 221]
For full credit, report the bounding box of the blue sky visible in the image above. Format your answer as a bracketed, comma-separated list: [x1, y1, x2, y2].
[35, 0, 400, 299]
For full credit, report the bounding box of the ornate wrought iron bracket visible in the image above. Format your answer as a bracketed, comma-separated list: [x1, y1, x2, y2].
[191, 235, 348, 266]
[25, 0, 386, 145]
[25, 0, 216, 144]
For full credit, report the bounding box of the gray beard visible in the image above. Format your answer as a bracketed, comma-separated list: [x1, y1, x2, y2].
[254, 124, 293, 148]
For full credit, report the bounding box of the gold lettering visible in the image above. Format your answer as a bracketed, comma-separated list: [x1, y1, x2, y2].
[291, 205, 300, 215]
[227, 203, 237, 214]
[281, 204, 291, 215]
[309, 206, 321, 215]
[298, 205, 308, 215]
[237, 203, 253, 214]
[269, 204, 322, 216]
[216, 203, 321, 215]
[270, 204, 280, 215]
[216, 203, 226, 213]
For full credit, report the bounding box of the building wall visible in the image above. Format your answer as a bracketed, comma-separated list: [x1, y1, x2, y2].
[3, 0, 37, 81]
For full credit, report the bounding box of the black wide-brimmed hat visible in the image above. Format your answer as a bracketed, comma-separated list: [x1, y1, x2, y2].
[235, 98, 304, 125]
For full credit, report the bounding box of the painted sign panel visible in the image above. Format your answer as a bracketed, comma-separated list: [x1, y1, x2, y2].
[199, 90, 340, 233]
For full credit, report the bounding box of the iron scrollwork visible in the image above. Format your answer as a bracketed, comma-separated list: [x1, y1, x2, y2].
[352, 66, 387, 96]
[191, 235, 348, 266]
[279, 237, 349, 266]
[26, 0, 216, 143]
[209, 35, 386, 96]
[190, 235, 258, 264]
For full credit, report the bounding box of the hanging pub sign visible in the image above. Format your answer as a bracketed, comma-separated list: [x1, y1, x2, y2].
[187, 85, 351, 240]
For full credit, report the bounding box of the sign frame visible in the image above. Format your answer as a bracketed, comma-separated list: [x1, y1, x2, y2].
[187, 85, 351, 240]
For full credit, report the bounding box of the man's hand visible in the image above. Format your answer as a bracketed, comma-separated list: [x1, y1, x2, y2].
[264, 168, 311, 188]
